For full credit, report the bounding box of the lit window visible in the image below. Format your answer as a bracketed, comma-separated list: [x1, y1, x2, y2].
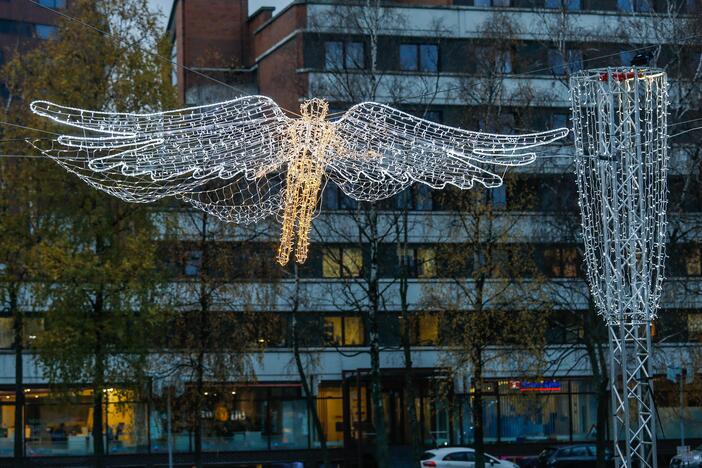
[688, 314, 702, 340]
[323, 316, 343, 344]
[417, 247, 436, 278]
[544, 246, 578, 277]
[397, 246, 436, 278]
[324, 315, 364, 345]
[417, 313, 439, 345]
[322, 247, 362, 278]
[35, 24, 57, 39]
[686, 247, 701, 276]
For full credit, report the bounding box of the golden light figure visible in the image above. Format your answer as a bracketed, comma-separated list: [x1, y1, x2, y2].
[30, 95, 568, 265]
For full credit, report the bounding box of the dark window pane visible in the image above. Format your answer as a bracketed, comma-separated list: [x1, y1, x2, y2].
[346, 41, 364, 69]
[35, 24, 57, 39]
[322, 183, 339, 209]
[419, 44, 438, 72]
[325, 41, 343, 70]
[548, 49, 565, 75]
[400, 44, 418, 71]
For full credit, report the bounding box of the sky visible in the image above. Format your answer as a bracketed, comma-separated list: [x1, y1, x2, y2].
[148, 0, 295, 29]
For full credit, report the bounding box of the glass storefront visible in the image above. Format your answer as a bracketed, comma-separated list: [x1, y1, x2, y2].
[1, 375, 701, 458]
[149, 384, 310, 454]
[457, 379, 599, 445]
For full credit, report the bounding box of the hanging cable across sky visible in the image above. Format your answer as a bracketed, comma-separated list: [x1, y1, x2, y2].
[29, 95, 568, 265]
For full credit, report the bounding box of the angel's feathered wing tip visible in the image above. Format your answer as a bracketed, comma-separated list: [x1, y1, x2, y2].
[30, 100, 61, 120]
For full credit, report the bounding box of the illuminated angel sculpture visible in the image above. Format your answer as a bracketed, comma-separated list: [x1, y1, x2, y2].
[30, 96, 568, 265]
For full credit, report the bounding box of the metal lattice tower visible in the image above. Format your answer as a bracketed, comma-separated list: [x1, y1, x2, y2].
[570, 68, 668, 468]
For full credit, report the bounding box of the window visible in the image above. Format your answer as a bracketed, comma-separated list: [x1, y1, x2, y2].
[0, 19, 33, 37]
[324, 41, 343, 70]
[489, 185, 507, 209]
[184, 250, 202, 277]
[400, 43, 439, 72]
[619, 50, 636, 66]
[688, 314, 702, 340]
[543, 246, 579, 277]
[323, 315, 364, 345]
[474, 0, 511, 6]
[345, 42, 364, 69]
[170, 41, 177, 86]
[545, 0, 581, 9]
[35, 24, 57, 39]
[548, 49, 584, 75]
[419, 44, 438, 72]
[618, 0, 653, 11]
[38, 0, 66, 7]
[322, 247, 362, 278]
[495, 49, 512, 74]
[324, 41, 364, 70]
[322, 182, 357, 210]
[423, 110, 442, 123]
[395, 185, 433, 211]
[398, 246, 436, 278]
[686, 247, 701, 276]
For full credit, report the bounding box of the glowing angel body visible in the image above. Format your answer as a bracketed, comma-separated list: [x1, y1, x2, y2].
[30, 95, 568, 265]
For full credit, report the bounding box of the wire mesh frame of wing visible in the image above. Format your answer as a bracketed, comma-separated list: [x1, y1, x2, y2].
[326, 102, 570, 201]
[29, 95, 293, 224]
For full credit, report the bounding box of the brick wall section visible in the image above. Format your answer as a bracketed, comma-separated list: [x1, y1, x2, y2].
[252, 3, 306, 63]
[172, 0, 249, 102]
[253, 3, 307, 110]
[257, 36, 307, 111]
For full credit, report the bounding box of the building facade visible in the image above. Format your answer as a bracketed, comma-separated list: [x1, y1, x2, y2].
[0, 0, 701, 465]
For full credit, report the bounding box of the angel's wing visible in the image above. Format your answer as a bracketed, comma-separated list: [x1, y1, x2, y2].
[327, 102, 569, 201]
[30, 95, 292, 223]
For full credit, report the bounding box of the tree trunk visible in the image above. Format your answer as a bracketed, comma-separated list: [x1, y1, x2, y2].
[11, 287, 24, 465]
[472, 347, 485, 468]
[194, 212, 210, 468]
[93, 287, 106, 467]
[398, 203, 422, 463]
[92, 383, 105, 466]
[290, 265, 330, 467]
[367, 203, 389, 468]
[194, 353, 204, 468]
[402, 333, 422, 461]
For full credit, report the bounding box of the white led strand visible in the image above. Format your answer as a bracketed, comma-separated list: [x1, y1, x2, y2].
[571, 68, 668, 468]
[30, 95, 568, 264]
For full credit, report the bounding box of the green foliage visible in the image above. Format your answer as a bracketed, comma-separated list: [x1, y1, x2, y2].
[1, 0, 176, 390]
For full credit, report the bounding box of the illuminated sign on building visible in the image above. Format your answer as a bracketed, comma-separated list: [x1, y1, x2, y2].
[510, 380, 561, 392]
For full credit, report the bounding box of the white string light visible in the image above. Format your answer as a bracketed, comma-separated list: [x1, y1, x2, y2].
[570, 67, 668, 468]
[30, 95, 568, 264]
